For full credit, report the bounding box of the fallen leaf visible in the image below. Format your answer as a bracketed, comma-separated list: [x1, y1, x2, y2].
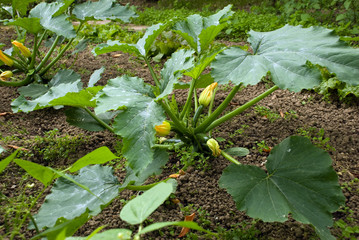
[169, 173, 180, 178]
[280, 111, 285, 118]
[178, 212, 195, 237]
[0, 112, 12, 116]
[112, 54, 122, 58]
[263, 147, 272, 153]
[7, 145, 30, 151]
[171, 198, 181, 204]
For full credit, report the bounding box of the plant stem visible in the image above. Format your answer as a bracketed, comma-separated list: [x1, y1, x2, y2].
[84, 107, 114, 132]
[29, 34, 39, 70]
[35, 35, 61, 73]
[144, 57, 160, 88]
[39, 22, 84, 76]
[204, 85, 279, 133]
[125, 178, 171, 191]
[160, 101, 191, 138]
[179, 78, 197, 119]
[221, 151, 240, 165]
[0, 75, 33, 87]
[194, 84, 241, 134]
[192, 104, 203, 127]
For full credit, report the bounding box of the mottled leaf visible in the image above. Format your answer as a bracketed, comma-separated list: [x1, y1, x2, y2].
[219, 136, 345, 240]
[157, 49, 195, 99]
[31, 165, 120, 230]
[73, 0, 137, 22]
[212, 25, 359, 91]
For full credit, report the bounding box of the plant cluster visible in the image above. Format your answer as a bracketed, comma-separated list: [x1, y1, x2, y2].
[0, 0, 137, 87]
[1, 2, 359, 240]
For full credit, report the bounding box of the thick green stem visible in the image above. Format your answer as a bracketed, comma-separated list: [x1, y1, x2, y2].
[144, 57, 160, 88]
[204, 85, 279, 133]
[192, 104, 203, 127]
[38, 22, 84, 76]
[125, 178, 171, 191]
[194, 84, 241, 134]
[29, 34, 39, 70]
[84, 107, 114, 132]
[179, 78, 197, 119]
[221, 151, 241, 165]
[35, 35, 61, 73]
[0, 75, 33, 87]
[160, 101, 191, 138]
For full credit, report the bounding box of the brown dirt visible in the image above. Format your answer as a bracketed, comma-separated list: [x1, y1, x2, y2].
[1, 16, 359, 240]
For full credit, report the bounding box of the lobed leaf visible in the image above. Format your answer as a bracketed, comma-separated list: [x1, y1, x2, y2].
[6, 18, 42, 34]
[212, 25, 359, 91]
[174, 5, 233, 53]
[157, 49, 195, 100]
[93, 23, 167, 57]
[31, 165, 120, 230]
[12, 0, 37, 16]
[219, 136, 345, 240]
[12, 70, 83, 113]
[73, 0, 137, 22]
[29, 2, 76, 39]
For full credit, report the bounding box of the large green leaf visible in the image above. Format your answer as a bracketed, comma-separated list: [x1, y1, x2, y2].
[12, 70, 82, 113]
[6, 18, 42, 34]
[31, 165, 120, 230]
[93, 23, 167, 57]
[212, 25, 359, 91]
[219, 136, 345, 240]
[95, 75, 165, 173]
[157, 49, 195, 100]
[73, 0, 137, 22]
[173, 5, 233, 53]
[29, 2, 75, 39]
[120, 181, 175, 225]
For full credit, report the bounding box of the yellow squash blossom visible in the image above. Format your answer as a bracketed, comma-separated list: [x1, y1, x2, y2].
[155, 121, 171, 136]
[207, 138, 221, 157]
[12, 41, 31, 58]
[199, 82, 218, 107]
[0, 71, 13, 81]
[0, 50, 14, 66]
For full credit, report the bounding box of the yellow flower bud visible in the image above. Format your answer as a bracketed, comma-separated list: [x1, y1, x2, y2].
[12, 41, 31, 58]
[155, 121, 171, 136]
[206, 138, 221, 157]
[0, 71, 13, 81]
[199, 82, 218, 107]
[0, 50, 14, 66]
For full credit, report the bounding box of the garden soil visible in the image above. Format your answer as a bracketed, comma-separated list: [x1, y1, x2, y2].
[0, 21, 359, 240]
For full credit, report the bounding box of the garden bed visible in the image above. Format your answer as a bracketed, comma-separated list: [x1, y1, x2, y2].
[1, 23, 359, 239]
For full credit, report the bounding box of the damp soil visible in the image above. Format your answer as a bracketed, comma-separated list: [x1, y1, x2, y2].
[1, 16, 359, 240]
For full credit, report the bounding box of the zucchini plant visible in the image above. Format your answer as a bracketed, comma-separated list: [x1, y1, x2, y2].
[0, 0, 137, 87]
[7, 5, 359, 239]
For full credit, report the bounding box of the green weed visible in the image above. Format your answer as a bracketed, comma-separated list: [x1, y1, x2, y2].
[296, 127, 336, 152]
